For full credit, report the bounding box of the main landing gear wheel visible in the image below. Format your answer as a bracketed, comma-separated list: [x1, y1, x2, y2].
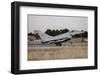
[56, 43, 62, 46]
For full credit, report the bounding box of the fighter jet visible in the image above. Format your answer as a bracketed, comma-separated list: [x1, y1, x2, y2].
[34, 30, 84, 46]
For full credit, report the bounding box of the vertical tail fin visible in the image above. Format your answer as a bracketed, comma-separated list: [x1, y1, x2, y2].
[34, 30, 53, 41]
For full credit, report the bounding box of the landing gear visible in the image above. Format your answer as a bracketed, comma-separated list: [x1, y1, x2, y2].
[70, 42, 72, 44]
[56, 43, 62, 46]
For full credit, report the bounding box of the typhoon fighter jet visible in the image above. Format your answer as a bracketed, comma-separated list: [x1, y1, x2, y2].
[34, 30, 84, 46]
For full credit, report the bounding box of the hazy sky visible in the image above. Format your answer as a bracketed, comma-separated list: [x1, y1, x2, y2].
[28, 14, 88, 33]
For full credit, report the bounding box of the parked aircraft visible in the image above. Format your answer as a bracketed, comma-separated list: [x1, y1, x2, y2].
[34, 30, 84, 46]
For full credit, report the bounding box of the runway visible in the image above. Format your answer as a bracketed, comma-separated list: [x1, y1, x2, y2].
[28, 41, 87, 49]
